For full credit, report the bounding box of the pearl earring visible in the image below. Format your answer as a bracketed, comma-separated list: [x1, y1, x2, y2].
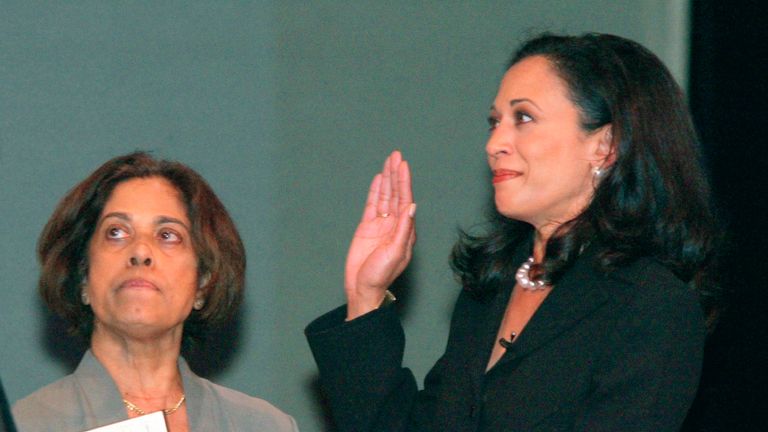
[81, 290, 90, 305]
[199, 273, 210, 289]
[193, 296, 205, 310]
[592, 166, 604, 178]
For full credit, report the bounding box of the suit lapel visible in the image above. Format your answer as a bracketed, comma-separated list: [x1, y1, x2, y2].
[495, 245, 613, 366]
[465, 243, 529, 393]
[467, 281, 515, 392]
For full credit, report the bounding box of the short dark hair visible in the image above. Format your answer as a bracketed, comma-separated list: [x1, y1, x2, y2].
[38, 151, 246, 342]
[452, 33, 718, 317]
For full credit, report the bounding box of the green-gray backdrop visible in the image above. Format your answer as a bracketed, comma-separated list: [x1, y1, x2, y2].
[1, 1, 689, 430]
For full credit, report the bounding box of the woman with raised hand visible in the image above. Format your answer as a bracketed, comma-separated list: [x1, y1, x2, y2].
[306, 33, 717, 431]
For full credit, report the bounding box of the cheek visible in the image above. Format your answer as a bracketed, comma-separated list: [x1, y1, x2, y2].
[517, 132, 561, 168]
[86, 247, 114, 284]
[526, 134, 587, 174]
[523, 150, 592, 206]
[168, 252, 199, 289]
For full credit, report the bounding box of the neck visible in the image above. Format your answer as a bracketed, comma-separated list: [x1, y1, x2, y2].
[528, 191, 594, 262]
[91, 324, 184, 400]
[532, 224, 556, 262]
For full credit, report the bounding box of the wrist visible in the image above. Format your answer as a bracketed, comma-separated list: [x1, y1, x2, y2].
[345, 290, 396, 321]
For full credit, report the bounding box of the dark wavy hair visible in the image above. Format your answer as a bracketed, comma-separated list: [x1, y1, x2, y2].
[38, 151, 246, 343]
[451, 33, 718, 317]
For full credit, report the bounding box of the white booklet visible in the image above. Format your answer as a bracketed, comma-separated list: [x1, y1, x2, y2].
[83, 411, 167, 432]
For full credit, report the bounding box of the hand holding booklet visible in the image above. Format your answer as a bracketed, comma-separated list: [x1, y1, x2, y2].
[83, 411, 167, 432]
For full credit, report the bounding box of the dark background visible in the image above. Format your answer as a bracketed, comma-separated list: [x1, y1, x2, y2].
[684, 0, 768, 430]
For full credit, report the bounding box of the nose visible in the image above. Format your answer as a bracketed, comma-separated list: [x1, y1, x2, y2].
[485, 127, 510, 161]
[129, 256, 152, 267]
[128, 241, 153, 267]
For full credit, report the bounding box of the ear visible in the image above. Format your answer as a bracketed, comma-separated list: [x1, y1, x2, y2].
[590, 124, 616, 169]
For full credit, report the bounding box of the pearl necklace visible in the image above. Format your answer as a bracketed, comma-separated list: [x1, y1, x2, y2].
[515, 256, 550, 290]
[123, 394, 186, 416]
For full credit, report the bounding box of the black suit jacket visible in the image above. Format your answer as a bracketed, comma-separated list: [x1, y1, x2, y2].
[306, 247, 705, 431]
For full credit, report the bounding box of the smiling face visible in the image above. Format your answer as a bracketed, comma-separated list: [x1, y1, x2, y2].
[486, 55, 608, 230]
[85, 177, 199, 342]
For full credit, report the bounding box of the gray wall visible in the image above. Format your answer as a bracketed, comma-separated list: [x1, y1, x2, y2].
[0, 1, 688, 430]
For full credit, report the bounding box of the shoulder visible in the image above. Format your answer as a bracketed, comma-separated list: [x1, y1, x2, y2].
[193, 376, 298, 431]
[607, 257, 699, 307]
[601, 256, 706, 340]
[14, 373, 77, 408]
[12, 374, 84, 432]
[610, 257, 685, 288]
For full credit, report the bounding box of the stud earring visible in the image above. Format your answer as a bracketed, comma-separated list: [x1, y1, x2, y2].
[592, 166, 604, 178]
[193, 296, 205, 310]
[81, 290, 90, 306]
[198, 273, 210, 289]
[80, 277, 90, 305]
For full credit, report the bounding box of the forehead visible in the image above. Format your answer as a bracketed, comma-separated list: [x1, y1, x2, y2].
[495, 55, 573, 107]
[102, 177, 189, 222]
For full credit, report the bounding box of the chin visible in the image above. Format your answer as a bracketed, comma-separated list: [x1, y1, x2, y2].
[495, 199, 520, 219]
[495, 206, 536, 227]
[496, 209, 522, 223]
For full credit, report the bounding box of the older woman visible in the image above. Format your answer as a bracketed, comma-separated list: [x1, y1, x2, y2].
[306, 33, 717, 431]
[13, 153, 297, 432]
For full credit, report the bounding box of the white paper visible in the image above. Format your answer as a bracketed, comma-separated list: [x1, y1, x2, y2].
[83, 411, 168, 432]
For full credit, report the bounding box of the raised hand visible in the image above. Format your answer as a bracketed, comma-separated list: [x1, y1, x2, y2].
[344, 151, 416, 320]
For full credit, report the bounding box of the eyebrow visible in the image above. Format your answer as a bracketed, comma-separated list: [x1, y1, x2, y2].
[490, 98, 542, 112]
[100, 212, 190, 230]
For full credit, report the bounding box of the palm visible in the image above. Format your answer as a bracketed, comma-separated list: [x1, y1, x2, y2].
[347, 205, 403, 289]
[344, 151, 416, 319]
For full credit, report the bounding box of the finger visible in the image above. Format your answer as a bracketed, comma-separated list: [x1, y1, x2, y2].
[402, 225, 417, 266]
[392, 203, 416, 256]
[361, 174, 382, 222]
[390, 151, 402, 215]
[405, 214, 416, 254]
[407, 222, 416, 249]
[377, 154, 392, 217]
[397, 160, 413, 208]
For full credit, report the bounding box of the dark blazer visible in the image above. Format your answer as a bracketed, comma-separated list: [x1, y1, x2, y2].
[306, 246, 706, 432]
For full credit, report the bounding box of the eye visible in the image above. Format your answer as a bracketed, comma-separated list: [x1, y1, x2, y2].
[106, 226, 129, 240]
[487, 116, 501, 131]
[158, 229, 182, 244]
[514, 110, 533, 124]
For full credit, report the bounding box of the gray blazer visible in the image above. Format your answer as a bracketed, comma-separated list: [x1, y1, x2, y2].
[13, 351, 298, 432]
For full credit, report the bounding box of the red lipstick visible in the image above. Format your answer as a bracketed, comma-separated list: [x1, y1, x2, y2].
[492, 169, 522, 184]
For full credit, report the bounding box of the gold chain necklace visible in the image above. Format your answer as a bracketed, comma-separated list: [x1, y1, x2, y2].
[122, 394, 186, 416]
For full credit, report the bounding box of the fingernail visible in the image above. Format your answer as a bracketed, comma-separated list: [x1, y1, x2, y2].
[409, 203, 417, 217]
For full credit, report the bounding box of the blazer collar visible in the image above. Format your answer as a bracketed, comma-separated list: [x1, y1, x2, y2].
[73, 350, 129, 428]
[74, 350, 205, 429]
[492, 242, 614, 367]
